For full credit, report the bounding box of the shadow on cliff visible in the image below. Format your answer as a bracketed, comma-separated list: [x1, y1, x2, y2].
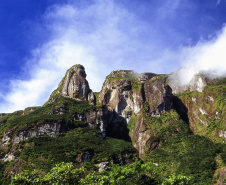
[172, 96, 190, 125]
[101, 106, 131, 142]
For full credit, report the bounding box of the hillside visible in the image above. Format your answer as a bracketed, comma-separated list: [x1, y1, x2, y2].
[0, 65, 225, 184]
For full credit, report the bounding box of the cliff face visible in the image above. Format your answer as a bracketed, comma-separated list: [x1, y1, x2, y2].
[97, 70, 141, 140]
[98, 70, 141, 119]
[174, 78, 226, 143]
[97, 71, 172, 122]
[167, 73, 226, 143]
[97, 70, 185, 156]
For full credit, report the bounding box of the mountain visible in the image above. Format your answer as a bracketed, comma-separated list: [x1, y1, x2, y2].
[0, 64, 225, 184]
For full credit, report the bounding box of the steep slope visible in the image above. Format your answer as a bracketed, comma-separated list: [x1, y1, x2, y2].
[170, 75, 226, 143]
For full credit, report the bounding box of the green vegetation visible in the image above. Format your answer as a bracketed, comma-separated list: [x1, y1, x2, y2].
[142, 108, 191, 141]
[144, 134, 225, 184]
[106, 70, 136, 81]
[105, 70, 143, 92]
[175, 78, 226, 143]
[11, 128, 137, 172]
[11, 161, 192, 185]
[140, 96, 225, 184]
[0, 96, 100, 137]
[128, 114, 137, 132]
[137, 101, 225, 184]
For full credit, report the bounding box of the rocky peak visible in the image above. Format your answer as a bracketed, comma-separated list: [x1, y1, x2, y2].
[98, 70, 141, 115]
[48, 64, 95, 105]
[98, 71, 173, 118]
[61, 65, 89, 99]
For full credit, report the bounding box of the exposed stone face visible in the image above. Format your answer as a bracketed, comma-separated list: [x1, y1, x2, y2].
[130, 114, 151, 157]
[144, 76, 173, 114]
[48, 64, 95, 105]
[61, 65, 90, 100]
[98, 74, 138, 122]
[1, 64, 224, 165]
[219, 130, 226, 139]
[219, 168, 226, 181]
[2, 131, 12, 145]
[97, 70, 141, 140]
[2, 108, 103, 145]
[132, 91, 144, 114]
[96, 162, 109, 172]
[130, 77, 174, 156]
[2, 122, 62, 145]
[88, 91, 96, 105]
[174, 78, 226, 143]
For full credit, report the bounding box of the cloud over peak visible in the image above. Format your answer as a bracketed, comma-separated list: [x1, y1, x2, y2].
[170, 26, 226, 86]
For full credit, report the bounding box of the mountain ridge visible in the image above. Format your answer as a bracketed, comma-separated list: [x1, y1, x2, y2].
[0, 64, 225, 184]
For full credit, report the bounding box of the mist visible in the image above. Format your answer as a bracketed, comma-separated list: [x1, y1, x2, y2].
[169, 26, 226, 86]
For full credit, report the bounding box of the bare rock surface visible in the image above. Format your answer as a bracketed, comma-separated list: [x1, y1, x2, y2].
[48, 64, 95, 105]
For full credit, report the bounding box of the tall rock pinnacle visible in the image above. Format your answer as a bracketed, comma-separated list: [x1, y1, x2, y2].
[48, 64, 95, 105]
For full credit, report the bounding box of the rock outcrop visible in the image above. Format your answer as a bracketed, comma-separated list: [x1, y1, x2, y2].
[2, 121, 62, 146]
[97, 70, 139, 140]
[97, 70, 176, 154]
[98, 71, 161, 122]
[48, 64, 95, 105]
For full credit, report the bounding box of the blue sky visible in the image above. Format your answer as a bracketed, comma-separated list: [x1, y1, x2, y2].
[0, 0, 226, 112]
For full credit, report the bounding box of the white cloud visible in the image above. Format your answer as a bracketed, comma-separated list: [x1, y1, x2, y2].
[170, 26, 226, 85]
[0, 0, 143, 112]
